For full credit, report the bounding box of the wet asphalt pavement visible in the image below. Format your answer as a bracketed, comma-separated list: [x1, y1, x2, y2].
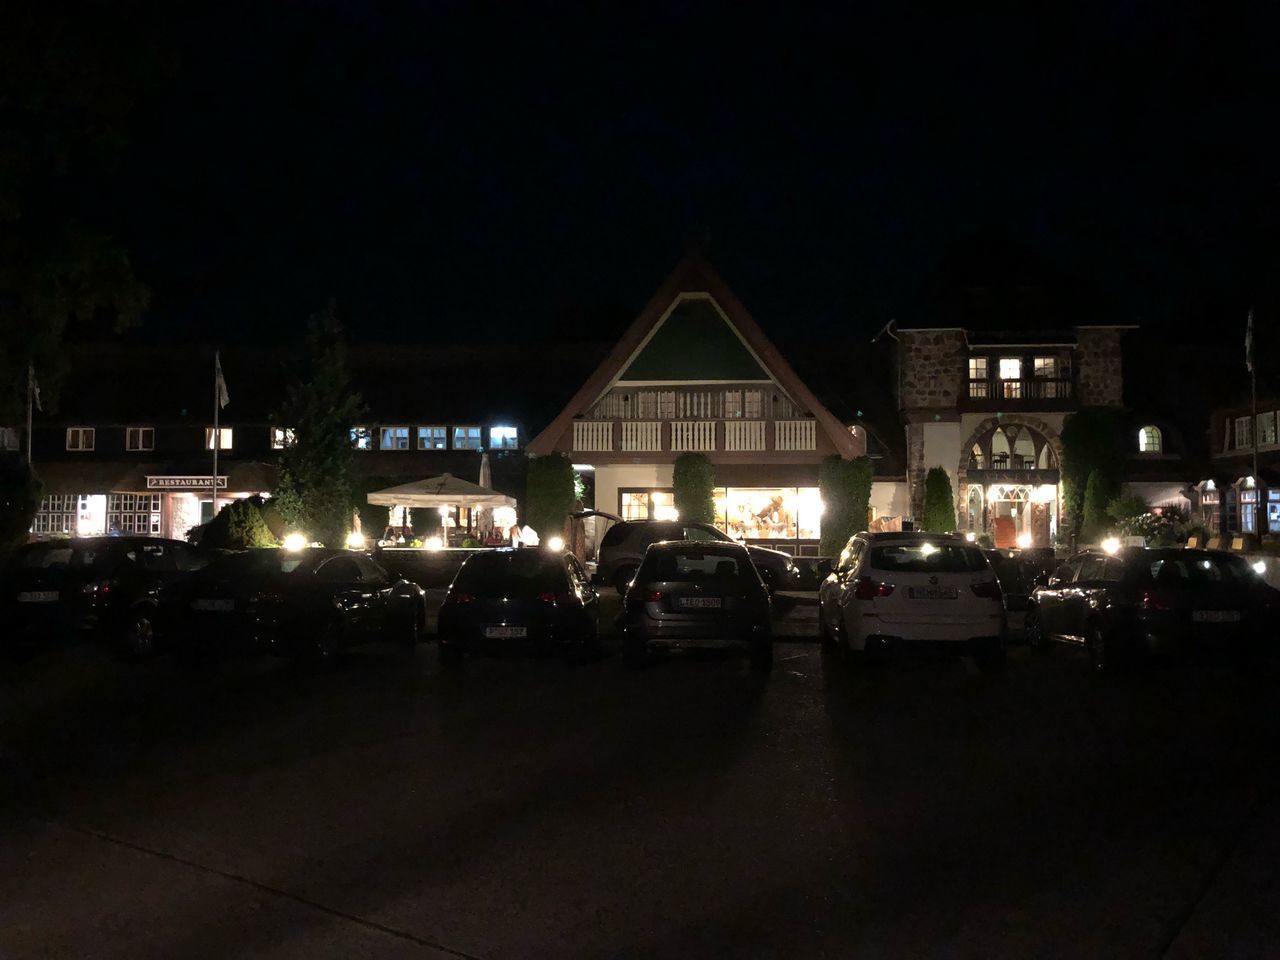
[2, 611, 1279, 958]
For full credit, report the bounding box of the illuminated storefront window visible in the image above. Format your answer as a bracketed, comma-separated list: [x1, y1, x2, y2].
[713, 487, 822, 540]
[620, 490, 677, 520]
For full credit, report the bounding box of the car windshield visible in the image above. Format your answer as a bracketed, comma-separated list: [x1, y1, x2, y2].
[1147, 553, 1255, 588]
[869, 543, 987, 574]
[453, 552, 565, 596]
[642, 549, 754, 586]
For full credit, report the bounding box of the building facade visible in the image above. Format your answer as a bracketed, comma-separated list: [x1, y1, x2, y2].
[527, 258, 865, 555]
[1193, 398, 1280, 536]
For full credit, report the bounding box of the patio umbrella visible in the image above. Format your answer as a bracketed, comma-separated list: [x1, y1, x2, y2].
[366, 473, 515, 509]
[477, 454, 493, 538]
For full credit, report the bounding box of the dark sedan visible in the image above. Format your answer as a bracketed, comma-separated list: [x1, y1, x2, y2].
[620, 540, 772, 669]
[170, 548, 427, 661]
[1025, 547, 1279, 669]
[2, 537, 207, 658]
[436, 549, 601, 665]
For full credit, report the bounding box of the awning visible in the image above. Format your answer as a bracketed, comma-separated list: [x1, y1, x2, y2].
[366, 472, 516, 509]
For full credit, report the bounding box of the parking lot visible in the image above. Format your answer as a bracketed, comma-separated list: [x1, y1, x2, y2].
[2, 604, 1279, 958]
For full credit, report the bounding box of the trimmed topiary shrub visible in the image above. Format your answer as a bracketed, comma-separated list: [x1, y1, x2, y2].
[921, 467, 957, 533]
[199, 496, 278, 550]
[0, 454, 42, 560]
[524, 454, 575, 544]
[1080, 469, 1118, 543]
[818, 455, 873, 555]
[673, 452, 715, 524]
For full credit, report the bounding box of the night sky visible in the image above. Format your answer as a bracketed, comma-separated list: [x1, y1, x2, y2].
[85, 3, 1280, 349]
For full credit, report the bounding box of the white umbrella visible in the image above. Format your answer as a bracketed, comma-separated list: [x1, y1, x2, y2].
[477, 454, 493, 538]
[366, 472, 515, 509]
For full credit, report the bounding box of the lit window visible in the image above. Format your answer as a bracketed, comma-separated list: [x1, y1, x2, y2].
[489, 425, 519, 450]
[205, 427, 233, 450]
[1235, 416, 1252, 450]
[724, 391, 743, 418]
[1, 427, 19, 450]
[350, 427, 372, 450]
[1033, 357, 1058, 378]
[453, 426, 482, 450]
[1258, 412, 1277, 447]
[271, 427, 295, 449]
[125, 426, 155, 452]
[968, 358, 989, 398]
[380, 426, 411, 450]
[66, 427, 96, 451]
[1138, 425, 1162, 453]
[743, 390, 764, 418]
[417, 426, 447, 450]
[657, 392, 676, 418]
[999, 358, 1022, 398]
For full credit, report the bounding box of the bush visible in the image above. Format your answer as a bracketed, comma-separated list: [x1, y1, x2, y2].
[673, 452, 715, 524]
[197, 496, 278, 550]
[818, 455, 873, 555]
[1060, 409, 1124, 538]
[977, 532, 995, 549]
[0, 454, 42, 559]
[524, 454, 575, 543]
[1080, 470, 1118, 543]
[921, 467, 957, 533]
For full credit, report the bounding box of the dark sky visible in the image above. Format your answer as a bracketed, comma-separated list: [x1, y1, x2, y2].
[89, 2, 1280, 347]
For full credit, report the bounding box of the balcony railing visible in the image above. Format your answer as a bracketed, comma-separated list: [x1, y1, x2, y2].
[671, 420, 716, 452]
[967, 378, 1073, 401]
[775, 419, 816, 451]
[620, 420, 661, 452]
[571, 417, 819, 453]
[573, 420, 614, 452]
[724, 420, 766, 451]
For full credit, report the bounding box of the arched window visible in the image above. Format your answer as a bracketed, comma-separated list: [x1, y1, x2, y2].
[1138, 425, 1162, 453]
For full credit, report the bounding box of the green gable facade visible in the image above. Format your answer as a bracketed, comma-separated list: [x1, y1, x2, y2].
[619, 298, 771, 382]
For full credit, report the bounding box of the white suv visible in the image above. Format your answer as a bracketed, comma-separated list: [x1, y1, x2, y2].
[818, 532, 1007, 669]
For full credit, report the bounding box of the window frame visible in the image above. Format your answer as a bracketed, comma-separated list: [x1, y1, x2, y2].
[1138, 425, 1162, 454]
[1235, 416, 1252, 450]
[452, 425, 482, 451]
[1258, 411, 1278, 448]
[417, 425, 447, 450]
[66, 426, 96, 451]
[488, 425, 519, 450]
[379, 425, 412, 451]
[125, 426, 155, 452]
[350, 426, 373, 451]
[204, 427, 233, 451]
[270, 427, 295, 450]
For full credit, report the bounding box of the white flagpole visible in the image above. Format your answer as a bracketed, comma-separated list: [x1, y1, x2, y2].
[212, 350, 220, 519]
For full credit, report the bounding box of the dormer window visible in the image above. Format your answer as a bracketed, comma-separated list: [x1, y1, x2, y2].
[66, 427, 95, 451]
[1138, 425, 1162, 453]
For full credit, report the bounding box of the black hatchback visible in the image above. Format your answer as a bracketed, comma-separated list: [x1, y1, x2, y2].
[620, 540, 772, 669]
[1, 537, 207, 658]
[437, 549, 601, 665]
[1026, 548, 1279, 669]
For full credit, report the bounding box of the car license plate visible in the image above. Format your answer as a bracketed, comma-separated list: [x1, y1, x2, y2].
[908, 587, 959, 600]
[678, 597, 722, 609]
[1192, 610, 1241, 623]
[191, 598, 235, 612]
[484, 626, 527, 638]
[17, 591, 58, 603]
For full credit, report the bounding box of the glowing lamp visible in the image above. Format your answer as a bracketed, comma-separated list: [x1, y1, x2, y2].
[964, 532, 977, 542]
[1015, 533, 1033, 550]
[920, 542, 937, 557]
[1252, 560, 1267, 575]
[424, 536, 444, 551]
[1100, 537, 1121, 556]
[547, 535, 565, 552]
[282, 532, 308, 552]
[344, 531, 366, 550]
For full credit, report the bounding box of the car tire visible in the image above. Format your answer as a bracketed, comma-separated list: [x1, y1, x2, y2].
[750, 639, 773, 671]
[614, 567, 637, 596]
[119, 607, 158, 660]
[438, 638, 463, 667]
[1024, 606, 1046, 650]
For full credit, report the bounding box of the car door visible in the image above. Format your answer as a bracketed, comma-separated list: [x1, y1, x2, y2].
[1035, 560, 1078, 639]
[1061, 556, 1107, 642]
[354, 555, 399, 632]
[565, 554, 599, 637]
[314, 556, 371, 633]
[823, 536, 863, 626]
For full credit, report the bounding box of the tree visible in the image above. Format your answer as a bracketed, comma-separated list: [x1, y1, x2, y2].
[0, 455, 42, 558]
[921, 467, 958, 533]
[272, 301, 366, 547]
[1080, 469, 1118, 543]
[524, 454, 575, 543]
[818, 455, 873, 555]
[195, 496, 277, 550]
[673, 453, 715, 524]
[1060, 409, 1124, 540]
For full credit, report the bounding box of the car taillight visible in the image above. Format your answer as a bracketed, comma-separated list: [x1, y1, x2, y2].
[970, 580, 1002, 600]
[539, 591, 582, 607]
[853, 576, 893, 600]
[81, 579, 113, 596]
[643, 589, 664, 603]
[448, 591, 476, 605]
[1140, 590, 1171, 611]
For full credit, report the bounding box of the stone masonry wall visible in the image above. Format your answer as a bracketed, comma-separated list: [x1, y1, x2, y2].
[899, 330, 966, 410]
[1075, 327, 1124, 407]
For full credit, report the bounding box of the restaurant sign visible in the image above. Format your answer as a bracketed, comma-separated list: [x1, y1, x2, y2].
[146, 475, 228, 490]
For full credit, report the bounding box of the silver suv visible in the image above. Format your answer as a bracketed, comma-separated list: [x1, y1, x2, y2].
[597, 520, 798, 594]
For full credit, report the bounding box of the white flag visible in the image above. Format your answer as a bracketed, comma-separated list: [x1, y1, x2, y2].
[1246, 308, 1254, 374]
[28, 363, 41, 411]
[215, 351, 230, 408]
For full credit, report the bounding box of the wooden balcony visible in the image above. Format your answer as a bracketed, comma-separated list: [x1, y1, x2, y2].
[569, 417, 819, 455]
[960, 378, 1075, 412]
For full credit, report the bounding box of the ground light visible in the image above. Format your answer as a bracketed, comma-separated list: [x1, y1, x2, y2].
[345, 530, 366, 550]
[1253, 560, 1267, 575]
[1015, 532, 1033, 550]
[424, 536, 444, 551]
[282, 532, 308, 552]
[546, 535, 565, 552]
[1101, 537, 1121, 555]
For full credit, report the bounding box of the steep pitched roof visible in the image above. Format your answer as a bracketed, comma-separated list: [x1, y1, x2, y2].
[527, 257, 860, 458]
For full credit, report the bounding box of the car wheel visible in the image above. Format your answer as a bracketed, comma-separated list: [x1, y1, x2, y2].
[407, 606, 425, 646]
[1024, 606, 1046, 650]
[614, 567, 637, 596]
[1086, 622, 1109, 672]
[438, 638, 463, 667]
[750, 638, 773, 671]
[120, 608, 158, 660]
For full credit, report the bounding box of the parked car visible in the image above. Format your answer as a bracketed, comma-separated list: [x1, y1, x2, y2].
[1025, 547, 1279, 669]
[171, 548, 427, 661]
[1, 537, 208, 658]
[596, 519, 799, 594]
[437, 548, 601, 665]
[620, 540, 773, 670]
[983, 548, 1056, 640]
[819, 532, 1006, 668]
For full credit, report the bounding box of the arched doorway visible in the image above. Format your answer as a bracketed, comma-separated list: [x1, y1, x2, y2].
[957, 417, 1063, 548]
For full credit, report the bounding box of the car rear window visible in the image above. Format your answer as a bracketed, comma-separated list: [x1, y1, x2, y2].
[453, 552, 567, 596]
[1146, 554, 1253, 588]
[600, 524, 630, 549]
[869, 543, 987, 574]
[641, 549, 754, 585]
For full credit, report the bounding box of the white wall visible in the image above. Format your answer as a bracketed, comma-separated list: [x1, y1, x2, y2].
[592, 463, 675, 516]
[871, 481, 910, 522]
[1123, 481, 1191, 510]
